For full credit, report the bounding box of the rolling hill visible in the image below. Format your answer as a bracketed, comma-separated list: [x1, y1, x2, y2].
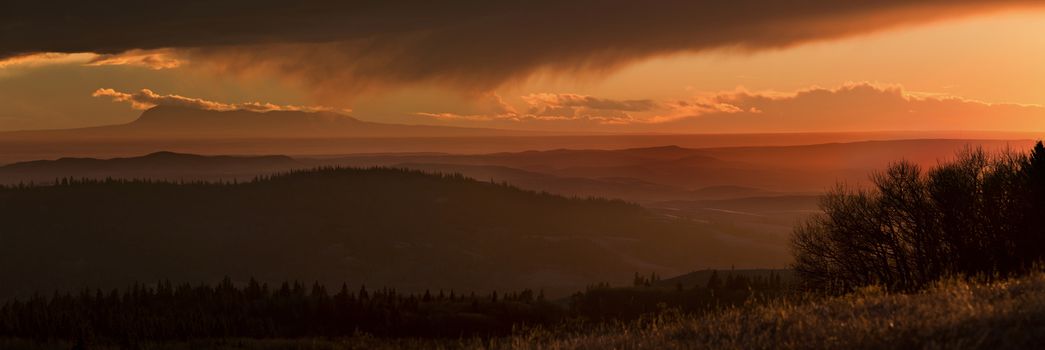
[0, 167, 789, 301]
[321, 139, 1037, 192]
[0, 109, 1037, 165]
[2, 138, 1025, 201]
[0, 151, 301, 184]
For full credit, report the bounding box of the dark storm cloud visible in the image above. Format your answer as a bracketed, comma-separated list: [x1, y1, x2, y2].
[1, 1, 1038, 92]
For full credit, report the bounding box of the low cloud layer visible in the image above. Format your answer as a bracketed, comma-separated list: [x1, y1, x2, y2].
[418, 83, 1045, 132]
[85, 50, 183, 70]
[4, 1, 1039, 94]
[668, 83, 1045, 132]
[0, 51, 180, 71]
[419, 93, 666, 124]
[92, 88, 333, 113]
[0, 53, 94, 70]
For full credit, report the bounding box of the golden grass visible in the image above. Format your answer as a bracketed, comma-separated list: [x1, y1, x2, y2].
[505, 273, 1045, 350]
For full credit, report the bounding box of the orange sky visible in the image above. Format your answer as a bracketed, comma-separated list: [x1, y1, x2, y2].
[1, 3, 1045, 133]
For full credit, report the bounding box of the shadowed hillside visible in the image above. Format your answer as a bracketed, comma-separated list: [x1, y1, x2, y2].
[6, 140, 1027, 195]
[1, 125, 1038, 165]
[0, 167, 788, 301]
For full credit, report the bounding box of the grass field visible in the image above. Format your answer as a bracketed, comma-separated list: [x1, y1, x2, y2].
[4, 272, 1044, 350]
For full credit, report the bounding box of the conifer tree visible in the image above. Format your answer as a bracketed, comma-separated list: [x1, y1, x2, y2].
[707, 270, 722, 290]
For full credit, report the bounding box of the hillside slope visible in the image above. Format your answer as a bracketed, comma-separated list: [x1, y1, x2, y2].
[324, 140, 1035, 192]
[514, 272, 1045, 349]
[0, 168, 788, 300]
[0, 151, 301, 184]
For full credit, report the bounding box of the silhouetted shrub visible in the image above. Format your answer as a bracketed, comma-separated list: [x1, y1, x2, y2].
[793, 142, 1045, 293]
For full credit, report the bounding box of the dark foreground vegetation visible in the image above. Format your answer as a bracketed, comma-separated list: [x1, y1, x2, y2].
[0, 279, 560, 341]
[794, 142, 1045, 292]
[0, 271, 786, 345]
[4, 143, 1045, 349]
[2, 271, 1043, 349]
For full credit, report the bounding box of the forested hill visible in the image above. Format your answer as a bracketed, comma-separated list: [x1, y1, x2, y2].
[0, 167, 787, 300]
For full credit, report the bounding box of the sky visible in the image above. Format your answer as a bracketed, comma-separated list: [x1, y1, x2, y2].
[2, 1, 1045, 133]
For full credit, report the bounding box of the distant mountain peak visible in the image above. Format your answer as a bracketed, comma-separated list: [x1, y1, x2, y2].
[142, 150, 192, 158]
[621, 145, 693, 154]
[132, 151, 296, 163]
[0, 105, 539, 142]
[87, 105, 525, 138]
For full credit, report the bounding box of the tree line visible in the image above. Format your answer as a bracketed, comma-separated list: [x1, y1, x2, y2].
[573, 270, 790, 320]
[0, 277, 559, 343]
[0, 270, 792, 345]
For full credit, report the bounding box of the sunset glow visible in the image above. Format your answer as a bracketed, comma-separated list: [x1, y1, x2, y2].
[6, 3, 1045, 347]
[2, 3, 1045, 133]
